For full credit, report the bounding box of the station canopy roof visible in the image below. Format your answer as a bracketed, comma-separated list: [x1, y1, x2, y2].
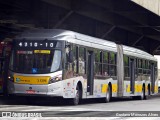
[0, 0, 160, 54]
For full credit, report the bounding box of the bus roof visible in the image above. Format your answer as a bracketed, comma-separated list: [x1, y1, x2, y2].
[16, 29, 157, 61]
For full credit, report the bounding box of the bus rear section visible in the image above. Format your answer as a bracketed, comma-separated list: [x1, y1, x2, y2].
[121, 45, 158, 99]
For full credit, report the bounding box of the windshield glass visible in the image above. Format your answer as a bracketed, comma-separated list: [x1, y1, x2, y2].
[9, 50, 61, 74]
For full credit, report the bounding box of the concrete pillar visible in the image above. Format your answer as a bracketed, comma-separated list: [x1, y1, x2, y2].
[132, 0, 160, 16]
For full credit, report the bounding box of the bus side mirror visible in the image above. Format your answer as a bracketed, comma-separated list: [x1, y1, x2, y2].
[68, 51, 73, 63]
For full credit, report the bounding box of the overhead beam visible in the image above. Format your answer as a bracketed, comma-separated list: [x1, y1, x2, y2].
[41, 0, 71, 9]
[114, 11, 148, 26]
[153, 50, 160, 55]
[150, 41, 160, 54]
[101, 26, 116, 38]
[88, 0, 148, 24]
[74, 11, 160, 42]
[42, 0, 142, 27]
[88, 0, 160, 42]
[134, 46, 145, 51]
[131, 35, 144, 46]
[0, 19, 17, 24]
[88, 0, 113, 10]
[54, 11, 73, 28]
[41, 0, 159, 42]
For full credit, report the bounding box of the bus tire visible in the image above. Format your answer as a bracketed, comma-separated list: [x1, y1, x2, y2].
[144, 86, 150, 100]
[70, 85, 80, 105]
[139, 85, 145, 100]
[104, 85, 111, 103]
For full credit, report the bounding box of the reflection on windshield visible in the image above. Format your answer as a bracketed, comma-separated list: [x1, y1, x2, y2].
[9, 50, 61, 74]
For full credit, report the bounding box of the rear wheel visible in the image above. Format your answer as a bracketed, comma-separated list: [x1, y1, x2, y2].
[103, 85, 111, 103]
[132, 85, 146, 100]
[144, 86, 150, 100]
[139, 86, 145, 100]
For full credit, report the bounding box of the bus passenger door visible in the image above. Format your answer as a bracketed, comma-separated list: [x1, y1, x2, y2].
[87, 51, 94, 95]
[151, 63, 155, 94]
[130, 59, 135, 93]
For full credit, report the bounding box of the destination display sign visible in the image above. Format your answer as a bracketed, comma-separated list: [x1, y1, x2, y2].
[16, 50, 51, 54]
[15, 41, 61, 49]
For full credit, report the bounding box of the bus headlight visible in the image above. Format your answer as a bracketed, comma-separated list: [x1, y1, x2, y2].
[8, 75, 14, 82]
[49, 75, 62, 84]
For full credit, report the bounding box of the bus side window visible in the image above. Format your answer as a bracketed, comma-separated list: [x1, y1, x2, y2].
[142, 60, 146, 74]
[79, 47, 85, 74]
[72, 45, 78, 73]
[155, 62, 158, 79]
[145, 60, 149, 75]
[102, 51, 109, 76]
[124, 55, 129, 78]
[138, 59, 142, 74]
[94, 50, 102, 76]
[109, 52, 116, 76]
[147, 61, 151, 75]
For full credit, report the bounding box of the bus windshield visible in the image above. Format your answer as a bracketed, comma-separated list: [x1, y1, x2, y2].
[9, 50, 61, 74]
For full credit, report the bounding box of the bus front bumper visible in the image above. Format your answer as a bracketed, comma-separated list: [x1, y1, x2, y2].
[7, 81, 76, 98]
[7, 81, 63, 97]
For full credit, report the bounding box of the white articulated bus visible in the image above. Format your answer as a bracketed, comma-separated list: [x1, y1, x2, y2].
[8, 29, 158, 105]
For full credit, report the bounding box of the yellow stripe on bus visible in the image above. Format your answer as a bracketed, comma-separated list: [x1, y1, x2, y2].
[155, 85, 158, 93]
[101, 84, 108, 93]
[101, 84, 117, 93]
[134, 84, 142, 93]
[112, 84, 117, 93]
[126, 84, 130, 93]
[14, 75, 50, 85]
[126, 84, 142, 93]
[145, 85, 148, 92]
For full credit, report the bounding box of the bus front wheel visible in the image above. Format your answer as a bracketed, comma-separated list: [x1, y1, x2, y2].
[69, 85, 81, 105]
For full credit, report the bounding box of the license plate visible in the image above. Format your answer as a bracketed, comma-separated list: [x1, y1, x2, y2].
[26, 90, 35, 94]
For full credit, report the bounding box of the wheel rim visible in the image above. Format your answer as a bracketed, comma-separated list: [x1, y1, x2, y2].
[106, 87, 110, 102]
[141, 87, 145, 100]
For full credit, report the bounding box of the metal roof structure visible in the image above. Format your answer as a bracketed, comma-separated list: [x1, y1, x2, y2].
[0, 0, 160, 54]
